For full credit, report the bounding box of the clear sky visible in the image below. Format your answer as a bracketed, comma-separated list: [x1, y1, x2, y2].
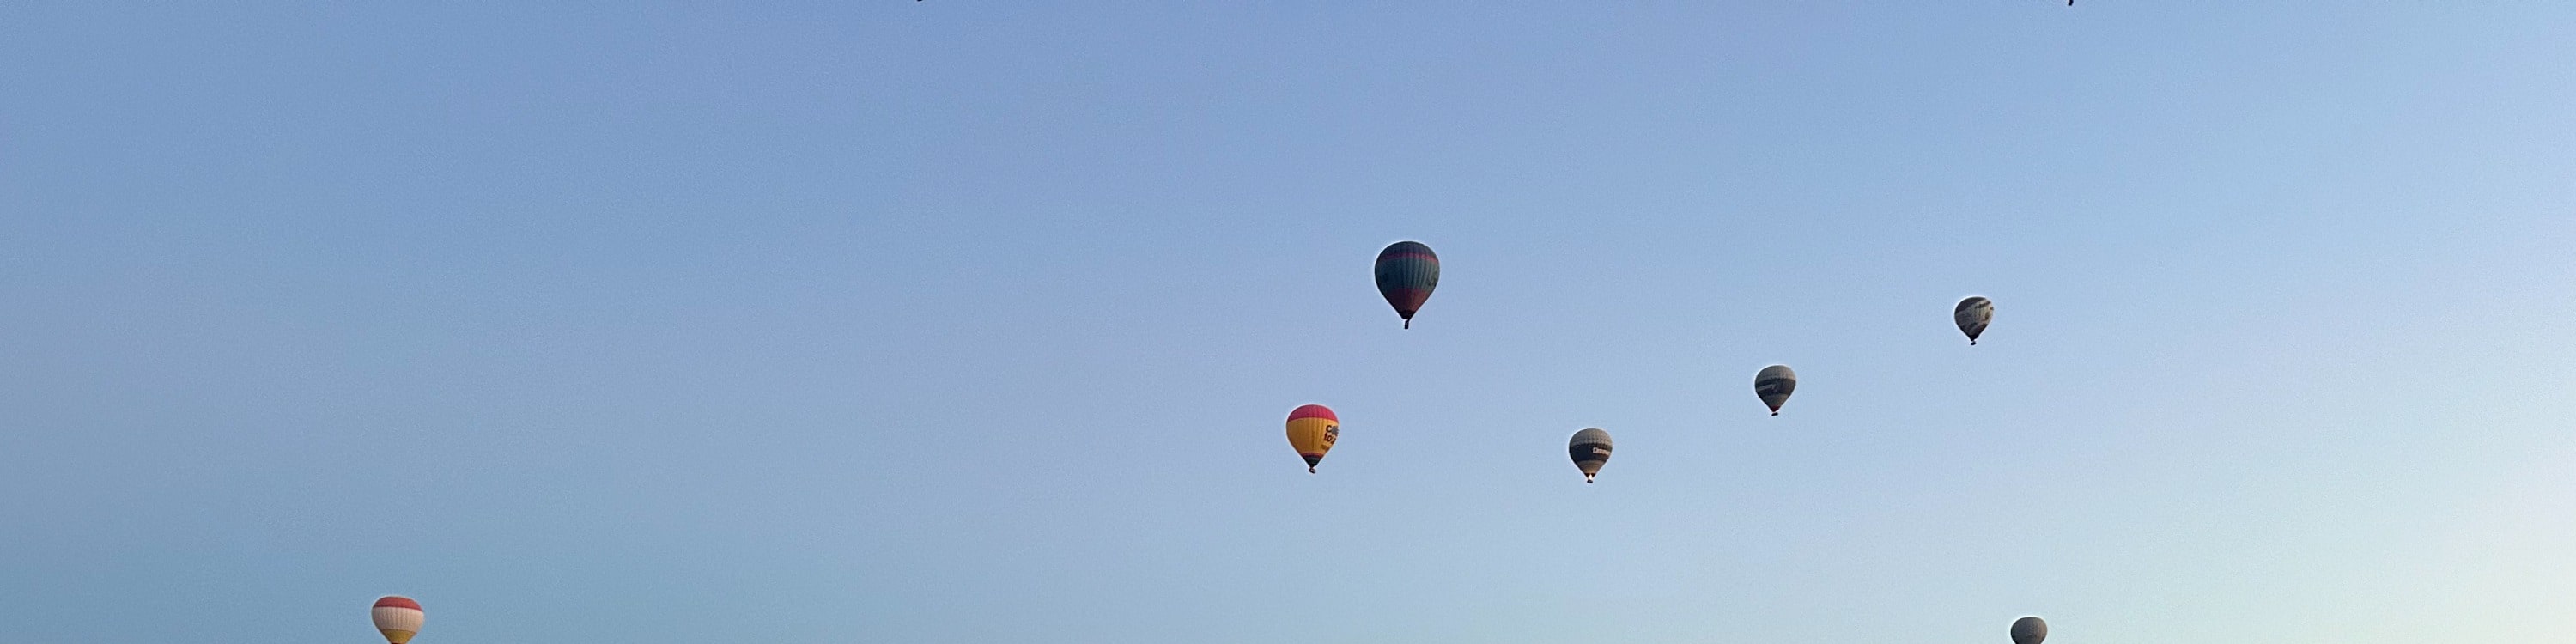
[4, 3, 2573, 643]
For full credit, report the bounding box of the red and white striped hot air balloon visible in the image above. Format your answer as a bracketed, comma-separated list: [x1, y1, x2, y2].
[372, 596, 424, 644]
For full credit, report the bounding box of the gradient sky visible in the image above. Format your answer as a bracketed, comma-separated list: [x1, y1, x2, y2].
[5, 3, 2574, 643]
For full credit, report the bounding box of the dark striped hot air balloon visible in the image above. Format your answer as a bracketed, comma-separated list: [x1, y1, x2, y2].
[1956, 296, 1995, 345]
[1568, 428, 1613, 483]
[1753, 364, 1796, 416]
[2011, 616, 2048, 644]
[1374, 241, 1439, 329]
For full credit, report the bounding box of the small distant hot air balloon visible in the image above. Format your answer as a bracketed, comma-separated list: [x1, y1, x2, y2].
[1374, 241, 1439, 329]
[1956, 296, 1995, 345]
[2011, 616, 2048, 644]
[1753, 365, 1797, 416]
[1568, 428, 1613, 483]
[1285, 404, 1340, 473]
[372, 596, 423, 644]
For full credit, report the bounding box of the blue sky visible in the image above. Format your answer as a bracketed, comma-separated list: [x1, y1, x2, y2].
[4, 3, 2573, 642]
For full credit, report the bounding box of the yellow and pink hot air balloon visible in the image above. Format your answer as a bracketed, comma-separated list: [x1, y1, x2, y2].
[1285, 404, 1340, 473]
[372, 596, 424, 644]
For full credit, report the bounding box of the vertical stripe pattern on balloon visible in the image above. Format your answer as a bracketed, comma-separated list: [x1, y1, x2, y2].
[372, 596, 424, 644]
[1374, 241, 1440, 327]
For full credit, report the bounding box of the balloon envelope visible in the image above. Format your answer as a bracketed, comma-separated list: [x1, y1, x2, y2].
[2011, 616, 2047, 644]
[1956, 296, 1994, 344]
[372, 596, 423, 644]
[1568, 428, 1613, 483]
[1285, 404, 1340, 472]
[1753, 364, 1797, 415]
[1374, 241, 1440, 328]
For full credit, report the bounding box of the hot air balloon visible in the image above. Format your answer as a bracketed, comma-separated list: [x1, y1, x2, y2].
[1285, 404, 1340, 473]
[1568, 428, 1613, 483]
[2011, 616, 2047, 644]
[1956, 296, 1995, 345]
[1753, 364, 1796, 416]
[1374, 241, 1439, 329]
[372, 596, 423, 644]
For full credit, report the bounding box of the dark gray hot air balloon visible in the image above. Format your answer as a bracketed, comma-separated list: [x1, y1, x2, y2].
[1956, 296, 1995, 345]
[1374, 241, 1440, 329]
[1753, 365, 1796, 416]
[1568, 428, 1613, 483]
[2011, 616, 2047, 644]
